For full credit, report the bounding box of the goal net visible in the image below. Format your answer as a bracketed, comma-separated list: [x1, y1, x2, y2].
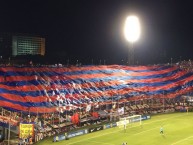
[117, 115, 142, 128]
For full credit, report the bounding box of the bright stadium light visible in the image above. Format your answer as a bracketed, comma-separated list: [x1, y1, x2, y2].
[124, 15, 141, 65]
[124, 16, 140, 42]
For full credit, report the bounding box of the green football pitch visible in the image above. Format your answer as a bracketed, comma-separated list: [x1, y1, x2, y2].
[36, 112, 193, 145]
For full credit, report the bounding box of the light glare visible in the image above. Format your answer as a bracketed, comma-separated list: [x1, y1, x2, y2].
[124, 16, 140, 42]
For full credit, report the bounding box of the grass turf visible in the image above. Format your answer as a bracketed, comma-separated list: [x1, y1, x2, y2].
[36, 112, 193, 145]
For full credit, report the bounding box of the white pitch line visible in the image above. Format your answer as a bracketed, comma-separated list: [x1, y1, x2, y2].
[65, 113, 189, 145]
[134, 126, 160, 135]
[143, 113, 188, 126]
[65, 129, 119, 145]
[171, 135, 193, 145]
[88, 140, 115, 145]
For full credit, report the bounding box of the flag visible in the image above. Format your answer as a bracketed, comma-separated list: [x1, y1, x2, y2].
[86, 104, 91, 112]
[118, 107, 124, 115]
[112, 103, 116, 109]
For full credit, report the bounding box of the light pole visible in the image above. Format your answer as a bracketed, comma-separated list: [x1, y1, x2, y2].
[8, 111, 11, 145]
[124, 15, 140, 65]
[171, 57, 173, 65]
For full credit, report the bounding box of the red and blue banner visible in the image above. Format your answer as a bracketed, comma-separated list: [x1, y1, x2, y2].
[0, 65, 193, 113]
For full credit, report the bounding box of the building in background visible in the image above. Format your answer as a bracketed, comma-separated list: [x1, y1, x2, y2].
[0, 33, 45, 58]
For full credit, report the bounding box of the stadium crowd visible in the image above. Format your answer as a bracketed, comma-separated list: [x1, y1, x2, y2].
[0, 95, 192, 144]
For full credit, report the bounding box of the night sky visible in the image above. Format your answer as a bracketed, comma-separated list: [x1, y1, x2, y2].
[0, 0, 193, 65]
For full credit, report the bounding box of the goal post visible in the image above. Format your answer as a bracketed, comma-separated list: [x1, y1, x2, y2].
[117, 115, 142, 128]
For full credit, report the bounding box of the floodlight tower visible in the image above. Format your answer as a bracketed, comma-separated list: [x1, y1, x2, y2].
[124, 16, 140, 65]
